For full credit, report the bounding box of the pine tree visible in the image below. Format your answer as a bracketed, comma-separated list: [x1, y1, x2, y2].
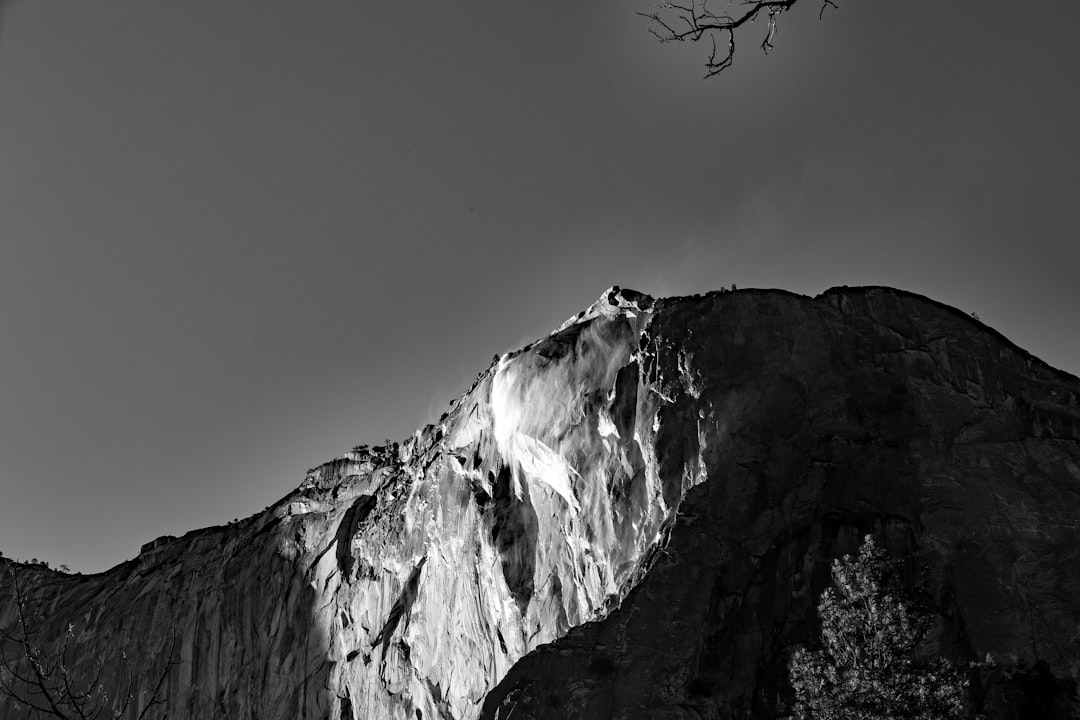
[789, 535, 969, 720]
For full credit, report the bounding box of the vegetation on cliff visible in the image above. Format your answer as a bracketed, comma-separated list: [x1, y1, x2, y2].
[789, 536, 969, 720]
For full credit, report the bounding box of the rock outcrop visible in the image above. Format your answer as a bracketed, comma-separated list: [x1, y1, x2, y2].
[2, 286, 1079, 719]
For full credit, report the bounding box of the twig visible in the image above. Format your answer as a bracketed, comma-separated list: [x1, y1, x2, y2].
[640, 0, 839, 77]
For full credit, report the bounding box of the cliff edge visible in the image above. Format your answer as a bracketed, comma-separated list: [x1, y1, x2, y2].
[2, 286, 1078, 719]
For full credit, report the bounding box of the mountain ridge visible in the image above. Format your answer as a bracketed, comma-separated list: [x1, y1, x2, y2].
[3, 285, 1078, 719]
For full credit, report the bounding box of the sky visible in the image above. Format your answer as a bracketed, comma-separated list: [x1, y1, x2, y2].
[1, 0, 1077, 574]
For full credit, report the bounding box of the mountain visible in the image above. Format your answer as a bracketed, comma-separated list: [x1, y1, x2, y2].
[2, 286, 1078, 719]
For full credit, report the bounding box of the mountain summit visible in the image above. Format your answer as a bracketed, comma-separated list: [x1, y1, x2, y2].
[3, 286, 1078, 719]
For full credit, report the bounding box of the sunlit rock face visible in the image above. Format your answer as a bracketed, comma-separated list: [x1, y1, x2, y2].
[3, 286, 1079, 719]
[481, 288, 1080, 719]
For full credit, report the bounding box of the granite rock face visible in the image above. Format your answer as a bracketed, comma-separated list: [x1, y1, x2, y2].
[2, 286, 1079, 719]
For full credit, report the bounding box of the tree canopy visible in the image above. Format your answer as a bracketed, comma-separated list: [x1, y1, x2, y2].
[788, 535, 970, 720]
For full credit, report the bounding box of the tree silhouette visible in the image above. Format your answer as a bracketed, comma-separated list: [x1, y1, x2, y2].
[788, 535, 970, 720]
[0, 563, 179, 719]
[639, 0, 839, 77]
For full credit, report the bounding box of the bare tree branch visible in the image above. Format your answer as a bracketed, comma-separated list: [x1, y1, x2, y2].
[638, 0, 840, 77]
[0, 564, 180, 720]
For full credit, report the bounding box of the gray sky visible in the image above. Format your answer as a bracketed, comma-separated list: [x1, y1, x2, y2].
[1, 1, 1078, 574]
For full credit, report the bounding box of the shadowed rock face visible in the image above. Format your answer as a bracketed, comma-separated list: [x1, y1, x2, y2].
[3, 286, 1079, 720]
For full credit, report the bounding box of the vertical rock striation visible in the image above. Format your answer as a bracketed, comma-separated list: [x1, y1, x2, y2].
[2, 286, 1079, 719]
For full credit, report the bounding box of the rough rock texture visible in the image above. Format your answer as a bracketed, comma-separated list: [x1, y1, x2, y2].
[2, 286, 1079, 719]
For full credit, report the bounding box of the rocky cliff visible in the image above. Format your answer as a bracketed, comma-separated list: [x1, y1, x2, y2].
[2, 286, 1078, 719]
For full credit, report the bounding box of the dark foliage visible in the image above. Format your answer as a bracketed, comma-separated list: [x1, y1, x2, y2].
[788, 536, 969, 720]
